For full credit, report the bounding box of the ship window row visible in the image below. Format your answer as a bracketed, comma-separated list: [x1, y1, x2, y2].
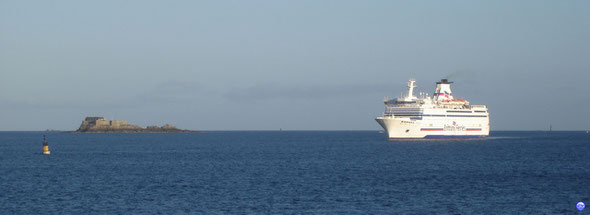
[391, 113, 424, 116]
[389, 109, 423, 111]
[393, 114, 488, 118]
[445, 115, 488, 117]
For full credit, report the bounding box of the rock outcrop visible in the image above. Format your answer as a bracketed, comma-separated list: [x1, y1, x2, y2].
[73, 117, 197, 133]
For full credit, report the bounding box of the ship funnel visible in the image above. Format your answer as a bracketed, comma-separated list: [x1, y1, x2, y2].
[433, 79, 454, 101]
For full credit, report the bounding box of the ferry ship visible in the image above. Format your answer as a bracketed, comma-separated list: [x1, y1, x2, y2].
[375, 79, 489, 139]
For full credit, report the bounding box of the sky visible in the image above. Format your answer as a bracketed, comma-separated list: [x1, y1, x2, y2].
[1, 0, 589, 131]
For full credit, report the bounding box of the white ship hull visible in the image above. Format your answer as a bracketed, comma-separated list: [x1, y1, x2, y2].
[376, 116, 489, 139]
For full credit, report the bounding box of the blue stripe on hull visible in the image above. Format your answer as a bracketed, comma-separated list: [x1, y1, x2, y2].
[388, 135, 488, 140]
[424, 135, 486, 139]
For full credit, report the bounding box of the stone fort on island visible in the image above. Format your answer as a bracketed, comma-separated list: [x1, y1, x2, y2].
[74, 117, 195, 133]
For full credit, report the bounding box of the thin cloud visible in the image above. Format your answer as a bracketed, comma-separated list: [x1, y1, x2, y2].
[0, 81, 208, 110]
[223, 82, 395, 101]
[135, 80, 206, 104]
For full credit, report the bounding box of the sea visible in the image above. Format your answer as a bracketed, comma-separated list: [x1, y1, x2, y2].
[0, 131, 589, 214]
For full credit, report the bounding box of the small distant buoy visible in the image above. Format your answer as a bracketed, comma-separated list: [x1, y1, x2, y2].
[42, 135, 50, 155]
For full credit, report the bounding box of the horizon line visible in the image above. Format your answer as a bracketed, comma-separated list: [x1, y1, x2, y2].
[0, 129, 588, 132]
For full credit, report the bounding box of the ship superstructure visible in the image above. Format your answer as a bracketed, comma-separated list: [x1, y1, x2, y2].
[375, 79, 489, 139]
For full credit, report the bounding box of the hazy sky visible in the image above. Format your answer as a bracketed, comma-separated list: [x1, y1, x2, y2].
[1, 0, 589, 131]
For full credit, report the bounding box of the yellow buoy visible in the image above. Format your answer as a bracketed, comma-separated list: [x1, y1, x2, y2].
[42, 135, 50, 155]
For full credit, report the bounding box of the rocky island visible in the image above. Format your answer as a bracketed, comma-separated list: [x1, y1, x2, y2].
[73, 117, 198, 133]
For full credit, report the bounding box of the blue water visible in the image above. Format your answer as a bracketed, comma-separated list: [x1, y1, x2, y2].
[1, 131, 589, 214]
